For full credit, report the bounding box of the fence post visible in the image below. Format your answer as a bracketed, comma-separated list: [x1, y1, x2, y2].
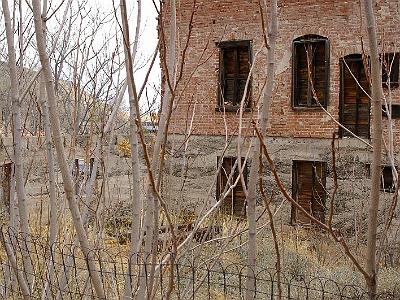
[271, 278, 274, 300]
[160, 260, 163, 298]
[207, 268, 211, 300]
[192, 264, 195, 300]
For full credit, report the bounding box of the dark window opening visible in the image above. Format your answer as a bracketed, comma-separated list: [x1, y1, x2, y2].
[292, 35, 330, 108]
[217, 41, 252, 110]
[339, 54, 371, 139]
[291, 161, 327, 225]
[382, 104, 400, 119]
[216, 156, 248, 218]
[381, 165, 397, 193]
[381, 53, 399, 88]
[1, 163, 13, 213]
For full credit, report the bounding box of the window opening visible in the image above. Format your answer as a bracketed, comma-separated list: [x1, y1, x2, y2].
[291, 160, 327, 225]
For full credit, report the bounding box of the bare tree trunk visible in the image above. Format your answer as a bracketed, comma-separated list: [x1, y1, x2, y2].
[0, 228, 31, 300]
[31, 0, 106, 298]
[5, 170, 17, 297]
[136, 0, 177, 298]
[245, 1, 278, 299]
[363, 1, 384, 299]
[35, 1, 59, 297]
[55, 79, 127, 300]
[39, 70, 59, 300]
[119, 0, 143, 298]
[1, 0, 33, 289]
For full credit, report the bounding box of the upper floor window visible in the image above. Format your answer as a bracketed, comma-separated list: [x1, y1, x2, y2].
[339, 54, 370, 139]
[382, 104, 400, 119]
[381, 52, 399, 88]
[217, 41, 252, 111]
[292, 35, 330, 108]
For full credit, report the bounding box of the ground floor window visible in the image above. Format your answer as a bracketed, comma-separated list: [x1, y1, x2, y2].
[1, 162, 13, 211]
[217, 156, 248, 218]
[381, 165, 397, 193]
[291, 160, 327, 225]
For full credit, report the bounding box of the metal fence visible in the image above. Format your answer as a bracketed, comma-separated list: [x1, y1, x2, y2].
[0, 227, 398, 299]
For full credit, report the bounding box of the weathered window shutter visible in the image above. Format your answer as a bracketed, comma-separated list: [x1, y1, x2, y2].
[339, 54, 371, 138]
[232, 157, 247, 217]
[218, 49, 226, 107]
[217, 156, 247, 218]
[217, 41, 251, 109]
[292, 161, 327, 225]
[292, 35, 329, 108]
[293, 41, 310, 106]
[311, 162, 326, 224]
[312, 40, 329, 106]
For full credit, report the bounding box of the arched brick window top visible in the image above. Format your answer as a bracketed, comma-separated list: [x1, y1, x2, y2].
[292, 35, 330, 108]
[293, 34, 328, 43]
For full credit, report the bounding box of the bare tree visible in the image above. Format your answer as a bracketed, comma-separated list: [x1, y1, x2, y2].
[363, 0, 384, 298]
[244, 0, 278, 298]
[31, 0, 106, 297]
[119, 0, 143, 298]
[1, 0, 33, 288]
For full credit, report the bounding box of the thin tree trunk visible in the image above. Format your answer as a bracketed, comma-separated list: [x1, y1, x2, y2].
[55, 80, 127, 300]
[245, 1, 278, 299]
[363, 1, 384, 299]
[39, 73, 59, 299]
[36, 1, 58, 297]
[0, 228, 31, 300]
[135, 0, 178, 298]
[5, 170, 17, 297]
[119, 0, 143, 298]
[1, 0, 33, 289]
[31, 0, 106, 298]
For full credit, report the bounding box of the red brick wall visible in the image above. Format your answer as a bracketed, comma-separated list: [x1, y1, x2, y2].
[164, 0, 400, 145]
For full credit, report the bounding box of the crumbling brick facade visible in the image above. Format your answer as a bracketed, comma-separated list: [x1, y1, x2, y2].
[166, 0, 400, 142]
[162, 0, 400, 222]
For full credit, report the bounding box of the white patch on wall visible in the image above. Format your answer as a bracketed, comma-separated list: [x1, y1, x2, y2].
[276, 50, 291, 75]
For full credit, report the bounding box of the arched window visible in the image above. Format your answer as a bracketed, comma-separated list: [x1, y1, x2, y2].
[292, 35, 330, 108]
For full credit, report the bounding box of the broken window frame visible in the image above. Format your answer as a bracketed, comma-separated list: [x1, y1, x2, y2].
[216, 156, 248, 218]
[291, 160, 327, 225]
[381, 52, 400, 88]
[339, 54, 371, 139]
[292, 35, 330, 109]
[217, 40, 252, 112]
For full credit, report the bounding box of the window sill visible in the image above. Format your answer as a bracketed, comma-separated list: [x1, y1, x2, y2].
[292, 105, 327, 111]
[383, 83, 399, 89]
[215, 106, 252, 113]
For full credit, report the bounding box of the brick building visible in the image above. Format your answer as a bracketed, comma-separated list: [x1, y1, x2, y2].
[163, 0, 400, 224]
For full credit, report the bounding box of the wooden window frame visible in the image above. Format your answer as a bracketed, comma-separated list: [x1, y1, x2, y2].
[339, 54, 371, 139]
[291, 160, 327, 225]
[216, 40, 252, 112]
[381, 165, 397, 193]
[292, 35, 330, 109]
[381, 52, 400, 88]
[216, 156, 248, 218]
